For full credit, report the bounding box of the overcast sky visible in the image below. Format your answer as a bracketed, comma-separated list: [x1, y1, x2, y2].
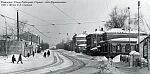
[0, 0, 150, 46]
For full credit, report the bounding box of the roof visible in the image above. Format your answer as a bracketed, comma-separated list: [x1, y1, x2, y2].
[129, 30, 146, 33]
[90, 45, 101, 50]
[78, 44, 86, 47]
[129, 51, 140, 55]
[140, 35, 148, 43]
[106, 28, 146, 34]
[106, 28, 125, 33]
[90, 30, 105, 34]
[76, 40, 86, 42]
[75, 34, 87, 37]
[108, 38, 137, 42]
[129, 51, 136, 55]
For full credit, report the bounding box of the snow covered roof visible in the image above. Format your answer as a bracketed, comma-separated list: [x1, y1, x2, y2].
[106, 28, 146, 34]
[78, 44, 86, 47]
[90, 45, 101, 50]
[108, 38, 137, 42]
[129, 30, 146, 33]
[129, 51, 140, 55]
[76, 40, 86, 42]
[133, 52, 140, 55]
[91, 47, 97, 50]
[75, 34, 87, 37]
[129, 51, 136, 55]
[106, 28, 126, 33]
[90, 30, 105, 34]
[140, 35, 148, 43]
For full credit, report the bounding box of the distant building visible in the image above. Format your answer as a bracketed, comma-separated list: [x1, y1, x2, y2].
[86, 28, 148, 58]
[71, 31, 88, 53]
[86, 28, 104, 55]
[75, 33, 87, 52]
[20, 32, 40, 44]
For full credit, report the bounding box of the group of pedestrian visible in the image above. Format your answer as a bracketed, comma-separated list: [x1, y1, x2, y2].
[12, 54, 23, 64]
[43, 50, 50, 58]
[11, 50, 50, 64]
[27, 51, 35, 58]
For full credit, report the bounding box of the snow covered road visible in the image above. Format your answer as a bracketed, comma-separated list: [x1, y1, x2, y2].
[0, 49, 111, 74]
[0, 50, 86, 74]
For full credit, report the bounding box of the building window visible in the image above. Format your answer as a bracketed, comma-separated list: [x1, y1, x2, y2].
[112, 45, 116, 53]
[122, 46, 125, 53]
[116, 44, 121, 52]
[125, 44, 130, 52]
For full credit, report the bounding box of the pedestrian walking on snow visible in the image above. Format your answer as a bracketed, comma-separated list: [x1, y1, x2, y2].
[47, 50, 50, 57]
[27, 53, 30, 58]
[12, 54, 16, 63]
[44, 52, 46, 58]
[17, 54, 23, 64]
[33, 51, 35, 57]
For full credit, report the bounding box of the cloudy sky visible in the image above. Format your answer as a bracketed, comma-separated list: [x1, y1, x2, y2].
[0, 0, 150, 46]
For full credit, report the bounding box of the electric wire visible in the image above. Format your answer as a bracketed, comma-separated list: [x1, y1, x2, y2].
[49, 1, 79, 24]
[0, 14, 50, 38]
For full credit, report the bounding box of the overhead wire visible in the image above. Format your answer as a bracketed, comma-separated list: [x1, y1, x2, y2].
[139, 8, 150, 33]
[12, 7, 53, 25]
[0, 13, 50, 38]
[50, 2, 79, 23]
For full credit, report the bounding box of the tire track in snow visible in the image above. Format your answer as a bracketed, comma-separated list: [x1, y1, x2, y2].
[4, 51, 59, 74]
[44, 51, 86, 74]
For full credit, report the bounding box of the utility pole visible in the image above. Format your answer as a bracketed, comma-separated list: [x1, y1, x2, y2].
[5, 17, 7, 56]
[128, 7, 131, 50]
[17, 10, 19, 41]
[148, 38, 150, 70]
[31, 35, 32, 45]
[138, 1, 140, 51]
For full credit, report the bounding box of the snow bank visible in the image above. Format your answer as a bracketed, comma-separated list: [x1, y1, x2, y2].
[95, 56, 108, 61]
[5, 54, 27, 63]
[0, 56, 7, 63]
[112, 55, 120, 62]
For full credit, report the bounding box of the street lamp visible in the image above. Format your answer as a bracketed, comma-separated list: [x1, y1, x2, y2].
[1, 14, 8, 55]
[128, 7, 131, 51]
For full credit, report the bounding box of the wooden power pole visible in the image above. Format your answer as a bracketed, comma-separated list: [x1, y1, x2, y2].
[17, 10, 19, 41]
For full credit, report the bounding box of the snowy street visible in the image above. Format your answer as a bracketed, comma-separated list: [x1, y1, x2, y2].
[1, 49, 150, 74]
[0, 49, 112, 74]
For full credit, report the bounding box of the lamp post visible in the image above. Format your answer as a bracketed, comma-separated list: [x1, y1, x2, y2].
[1, 15, 8, 55]
[128, 7, 131, 46]
[138, 1, 140, 52]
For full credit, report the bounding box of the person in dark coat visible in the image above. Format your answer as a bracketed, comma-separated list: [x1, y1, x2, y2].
[44, 52, 46, 58]
[33, 51, 35, 57]
[17, 54, 23, 64]
[47, 50, 50, 57]
[27, 53, 30, 58]
[12, 54, 16, 63]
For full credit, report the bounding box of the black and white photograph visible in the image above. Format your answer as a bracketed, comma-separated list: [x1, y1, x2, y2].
[0, 0, 150, 74]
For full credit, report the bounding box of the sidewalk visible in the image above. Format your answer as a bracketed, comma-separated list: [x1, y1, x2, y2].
[0, 51, 54, 73]
[112, 61, 150, 74]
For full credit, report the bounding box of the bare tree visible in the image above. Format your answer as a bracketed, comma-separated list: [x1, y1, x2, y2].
[105, 7, 128, 29]
[7, 20, 28, 39]
[19, 20, 28, 34]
